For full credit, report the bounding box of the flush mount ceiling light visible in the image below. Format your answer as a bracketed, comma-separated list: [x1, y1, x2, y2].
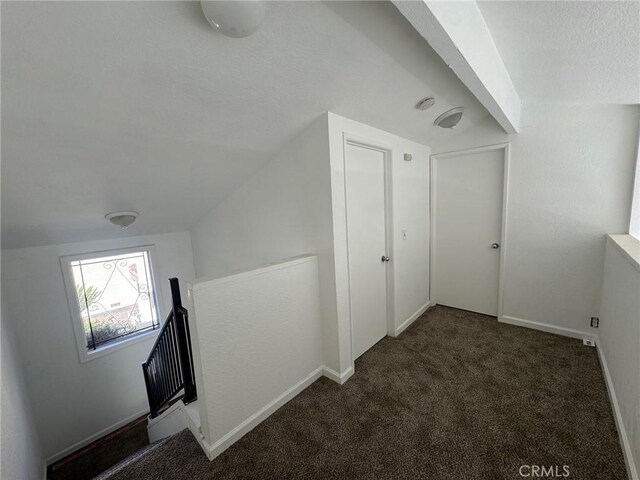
[415, 96, 436, 111]
[434, 107, 464, 129]
[200, 1, 267, 38]
[105, 211, 139, 229]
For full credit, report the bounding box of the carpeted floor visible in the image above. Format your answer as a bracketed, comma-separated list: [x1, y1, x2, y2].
[99, 306, 626, 480]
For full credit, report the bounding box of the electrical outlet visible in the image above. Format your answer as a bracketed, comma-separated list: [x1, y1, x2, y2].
[590, 317, 599, 328]
[583, 339, 595, 347]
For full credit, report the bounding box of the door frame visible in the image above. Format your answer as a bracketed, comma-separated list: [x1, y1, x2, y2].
[342, 133, 395, 361]
[429, 142, 510, 320]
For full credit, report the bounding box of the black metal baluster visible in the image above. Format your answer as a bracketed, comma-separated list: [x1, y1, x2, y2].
[151, 360, 159, 415]
[160, 335, 169, 401]
[167, 321, 178, 393]
[165, 328, 176, 397]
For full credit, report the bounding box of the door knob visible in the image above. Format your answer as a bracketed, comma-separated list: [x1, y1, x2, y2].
[491, 243, 500, 249]
[381, 256, 390, 262]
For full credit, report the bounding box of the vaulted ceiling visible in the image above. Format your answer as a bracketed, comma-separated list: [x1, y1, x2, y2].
[1, 1, 489, 248]
[478, 0, 640, 105]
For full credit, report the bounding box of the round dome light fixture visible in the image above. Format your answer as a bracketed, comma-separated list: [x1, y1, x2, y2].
[200, 1, 267, 38]
[434, 107, 464, 129]
[105, 211, 139, 229]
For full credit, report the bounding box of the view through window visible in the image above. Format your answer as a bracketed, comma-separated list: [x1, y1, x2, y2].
[70, 249, 160, 350]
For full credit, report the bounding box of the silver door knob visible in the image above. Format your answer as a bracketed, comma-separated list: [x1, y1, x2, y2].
[381, 256, 390, 262]
[491, 243, 500, 249]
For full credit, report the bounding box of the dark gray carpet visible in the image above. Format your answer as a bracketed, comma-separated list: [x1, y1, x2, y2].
[100, 306, 626, 479]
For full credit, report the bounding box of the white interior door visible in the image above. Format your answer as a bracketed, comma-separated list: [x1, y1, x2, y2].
[434, 148, 504, 316]
[345, 142, 388, 360]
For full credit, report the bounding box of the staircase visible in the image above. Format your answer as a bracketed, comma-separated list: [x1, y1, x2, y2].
[141, 278, 204, 446]
[92, 429, 190, 480]
[141, 277, 197, 418]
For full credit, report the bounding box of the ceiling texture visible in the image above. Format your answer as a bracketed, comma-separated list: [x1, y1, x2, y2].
[478, 0, 640, 105]
[1, 1, 490, 248]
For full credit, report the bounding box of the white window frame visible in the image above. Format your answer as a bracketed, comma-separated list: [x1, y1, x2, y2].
[60, 245, 164, 363]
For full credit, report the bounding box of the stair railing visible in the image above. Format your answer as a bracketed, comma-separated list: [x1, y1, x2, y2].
[142, 278, 197, 418]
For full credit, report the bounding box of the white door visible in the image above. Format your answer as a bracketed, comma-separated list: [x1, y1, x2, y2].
[345, 142, 388, 359]
[434, 148, 504, 316]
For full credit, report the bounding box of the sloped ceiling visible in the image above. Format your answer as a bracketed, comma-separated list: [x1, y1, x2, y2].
[1, 1, 489, 248]
[478, 0, 640, 104]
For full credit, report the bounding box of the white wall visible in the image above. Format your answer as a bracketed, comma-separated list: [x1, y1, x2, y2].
[1, 231, 196, 461]
[1, 302, 44, 480]
[327, 113, 431, 373]
[192, 113, 431, 377]
[629, 133, 640, 240]
[598, 235, 640, 479]
[389, 140, 431, 330]
[188, 255, 323, 459]
[433, 104, 639, 336]
[191, 116, 341, 373]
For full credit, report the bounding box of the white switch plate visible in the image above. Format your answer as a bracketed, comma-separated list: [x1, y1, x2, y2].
[401, 229, 407, 240]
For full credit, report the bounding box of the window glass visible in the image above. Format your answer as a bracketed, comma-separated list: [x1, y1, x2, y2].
[70, 250, 160, 351]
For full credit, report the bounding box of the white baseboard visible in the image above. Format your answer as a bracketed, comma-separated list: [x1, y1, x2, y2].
[393, 301, 431, 337]
[45, 407, 149, 465]
[203, 367, 324, 461]
[595, 338, 638, 480]
[322, 365, 354, 385]
[499, 315, 592, 341]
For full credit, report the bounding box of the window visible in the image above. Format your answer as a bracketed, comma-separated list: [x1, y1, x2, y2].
[61, 246, 162, 361]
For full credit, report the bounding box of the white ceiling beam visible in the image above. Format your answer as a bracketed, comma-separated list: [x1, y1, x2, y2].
[393, 0, 521, 134]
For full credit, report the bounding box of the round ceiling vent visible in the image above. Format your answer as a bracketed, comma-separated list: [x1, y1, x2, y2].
[434, 107, 464, 129]
[415, 96, 436, 111]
